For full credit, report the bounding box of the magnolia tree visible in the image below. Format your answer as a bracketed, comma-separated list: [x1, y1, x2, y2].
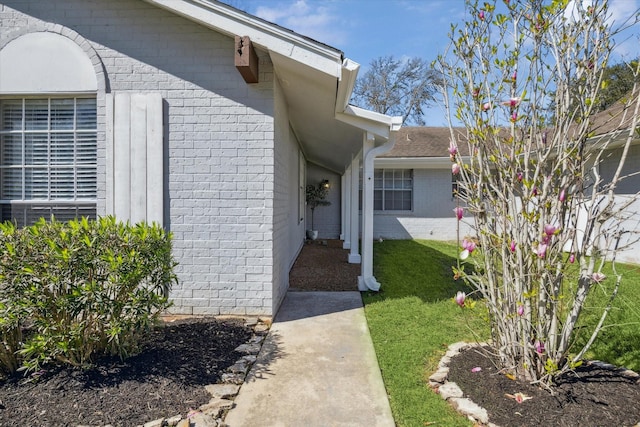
[437, 0, 640, 385]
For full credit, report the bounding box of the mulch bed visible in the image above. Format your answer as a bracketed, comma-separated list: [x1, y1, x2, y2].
[289, 239, 360, 292]
[0, 318, 252, 427]
[447, 345, 640, 427]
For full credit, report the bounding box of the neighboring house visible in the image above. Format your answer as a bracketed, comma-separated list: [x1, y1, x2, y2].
[0, 0, 401, 316]
[370, 127, 474, 241]
[353, 99, 640, 264]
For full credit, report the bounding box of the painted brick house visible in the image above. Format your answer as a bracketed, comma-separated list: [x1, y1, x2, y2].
[346, 117, 640, 265]
[0, 0, 401, 316]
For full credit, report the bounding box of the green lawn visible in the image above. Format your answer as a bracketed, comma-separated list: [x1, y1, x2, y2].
[363, 240, 640, 427]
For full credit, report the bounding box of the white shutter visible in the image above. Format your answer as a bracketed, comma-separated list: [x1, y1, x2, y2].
[106, 93, 164, 226]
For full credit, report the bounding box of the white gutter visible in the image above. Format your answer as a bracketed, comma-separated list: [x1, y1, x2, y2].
[335, 58, 360, 114]
[375, 156, 472, 169]
[359, 121, 402, 292]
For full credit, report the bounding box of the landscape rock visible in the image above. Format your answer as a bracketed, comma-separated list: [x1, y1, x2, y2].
[438, 381, 464, 400]
[428, 368, 448, 385]
[205, 384, 240, 399]
[189, 412, 218, 427]
[438, 355, 451, 369]
[221, 372, 245, 384]
[448, 342, 469, 354]
[165, 415, 183, 426]
[176, 419, 190, 427]
[143, 418, 164, 427]
[248, 335, 265, 345]
[253, 324, 270, 334]
[233, 343, 261, 354]
[449, 397, 489, 424]
[199, 397, 234, 417]
[228, 361, 249, 375]
[241, 354, 257, 364]
[244, 318, 258, 327]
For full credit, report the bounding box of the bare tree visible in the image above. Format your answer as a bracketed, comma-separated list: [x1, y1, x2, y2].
[437, 0, 640, 385]
[351, 56, 440, 125]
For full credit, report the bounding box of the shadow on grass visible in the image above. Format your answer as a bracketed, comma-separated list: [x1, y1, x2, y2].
[364, 239, 471, 304]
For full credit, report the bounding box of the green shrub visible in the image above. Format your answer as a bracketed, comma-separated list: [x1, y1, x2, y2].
[0, 216, 177, 374]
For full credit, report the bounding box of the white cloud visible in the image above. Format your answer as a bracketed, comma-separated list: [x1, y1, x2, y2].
[253, 1, 348, 46]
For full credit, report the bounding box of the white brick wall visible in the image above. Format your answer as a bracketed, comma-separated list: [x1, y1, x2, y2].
[272, 78, 305, 313]
[1, 0, 278, 315]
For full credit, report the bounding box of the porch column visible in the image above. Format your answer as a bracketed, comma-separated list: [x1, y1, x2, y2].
[342, 167, 351, 249]
[359, 130, 397, 291]
[348, 153, 361, 264]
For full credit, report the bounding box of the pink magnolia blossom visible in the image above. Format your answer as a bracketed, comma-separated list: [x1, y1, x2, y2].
[454, 207, 464, 220]
[511, 70, 517, 81]
[478, 10, 485, 20]
[455, 291, 466, 307]
[517, 305, 524, 316]
[559, 189, 566, 202]
[482, 102, 492, 111]
[448, 141, 458, 156]
[569, 253, 575, 263]
[516, 172, 523, 182]
[534, 242, 547, 258]
[532, 187, 538, 196]
[452, 163, 461, 175]
[535, 340, 545, 354]
[462, 239, 476, 253]
[510, 111, 518, 122]
[544, 224, 558, 236]
[472, 87, 480, 98]
[460, 239, 477, 260]
[471, 367, 482, 373]
[510, 240, 517, 252]
[592, 272, 606, 283]
[502, 97, 521, 108]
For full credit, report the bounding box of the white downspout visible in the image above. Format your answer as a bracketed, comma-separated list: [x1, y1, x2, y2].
[359, 130, 398, 291]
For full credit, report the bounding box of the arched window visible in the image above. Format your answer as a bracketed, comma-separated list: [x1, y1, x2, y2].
[0, 32, 97, 225]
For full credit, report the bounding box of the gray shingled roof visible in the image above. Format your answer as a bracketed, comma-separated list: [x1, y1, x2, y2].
[384, 93, 639, 159]
[382, 127, 469, 158]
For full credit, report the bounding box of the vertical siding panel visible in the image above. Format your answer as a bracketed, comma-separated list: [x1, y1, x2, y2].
[129, 94, 147, 223]
[146, 93, 164, 225]
[113, 92, 131, 221]
[105, 93, 114, 215]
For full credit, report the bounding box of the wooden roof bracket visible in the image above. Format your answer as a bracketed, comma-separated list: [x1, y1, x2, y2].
[235, 35, 259, 84]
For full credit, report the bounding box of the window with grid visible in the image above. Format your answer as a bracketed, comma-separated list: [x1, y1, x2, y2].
[365, 169, 412, 211]
[0, 97, 97, 226]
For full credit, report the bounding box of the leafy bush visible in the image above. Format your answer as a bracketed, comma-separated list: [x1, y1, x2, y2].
[0, 216, 177, 374]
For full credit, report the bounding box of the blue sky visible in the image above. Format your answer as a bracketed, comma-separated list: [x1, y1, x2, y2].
[226, 0, 640, 126]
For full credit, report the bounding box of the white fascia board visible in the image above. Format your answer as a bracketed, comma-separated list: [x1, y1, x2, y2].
[375, 156, 471, 169]
[142, 0, 343, 77]
[336, 105, 402, 140]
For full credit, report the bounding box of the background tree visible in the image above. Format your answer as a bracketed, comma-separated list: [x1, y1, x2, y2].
[351, 56, 441, 125]
[590, 59, 639, 112]
[437, 0, 640, 385]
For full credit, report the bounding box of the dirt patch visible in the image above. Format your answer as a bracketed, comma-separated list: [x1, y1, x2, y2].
[447, 346, 640, 427]
[0, 317, 252, 427]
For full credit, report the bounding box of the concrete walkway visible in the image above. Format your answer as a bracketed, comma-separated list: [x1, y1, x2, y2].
[224, 291, 395, 427]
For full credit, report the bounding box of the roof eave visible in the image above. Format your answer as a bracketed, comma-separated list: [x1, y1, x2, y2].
[336, 105, 402, 140]
[141, 0, 343, 77]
